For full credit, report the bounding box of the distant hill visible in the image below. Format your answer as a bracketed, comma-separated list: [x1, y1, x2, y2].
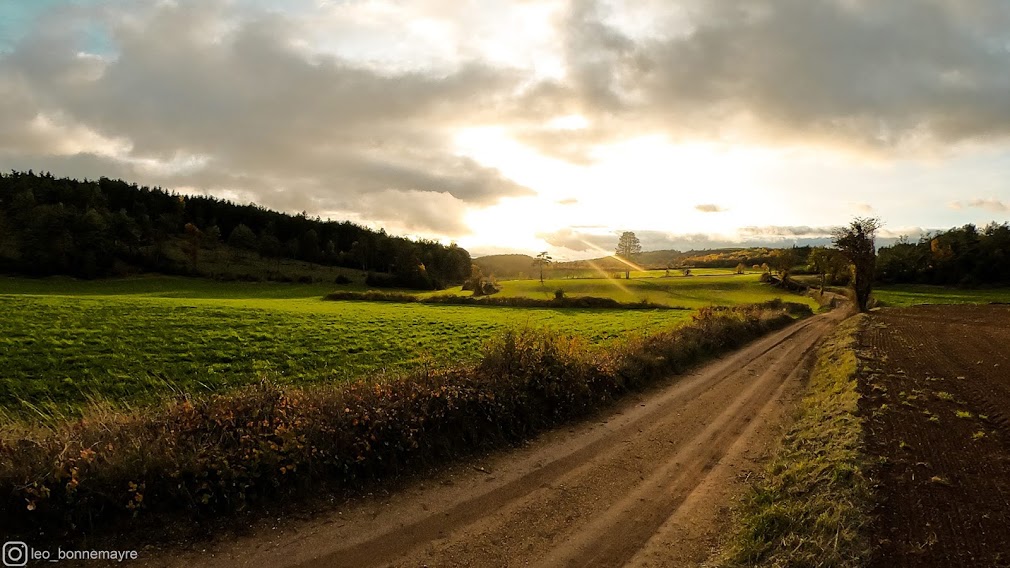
[473, 254, 537, 278]
[554, 247, 788, 271]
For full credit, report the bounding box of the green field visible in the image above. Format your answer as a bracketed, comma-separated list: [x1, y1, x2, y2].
[1, 277, 704, 420]
[0, 275, 341, 299]
[545, 267, 752, 280]
[0, 274, 818, 421]
[874, 284, 1010, 307]
[432, 273, 814, 309]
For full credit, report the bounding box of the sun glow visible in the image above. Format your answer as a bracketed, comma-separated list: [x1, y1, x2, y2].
[545, 114, 590, 130]
[581, 258, 634, 296]
[454, 127, 793, 257]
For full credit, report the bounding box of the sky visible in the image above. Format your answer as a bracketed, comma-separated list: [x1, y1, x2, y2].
[2, 1, 1010, 260]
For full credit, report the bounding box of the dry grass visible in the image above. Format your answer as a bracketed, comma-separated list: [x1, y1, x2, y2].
[723, 314, 872, 567]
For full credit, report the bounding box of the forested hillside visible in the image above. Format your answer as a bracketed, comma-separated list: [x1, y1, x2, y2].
[0, 171, 470, 288]
[473, 254, 537, 278]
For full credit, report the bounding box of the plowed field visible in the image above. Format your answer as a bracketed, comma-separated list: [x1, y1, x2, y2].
[859, 305, 1010, 567]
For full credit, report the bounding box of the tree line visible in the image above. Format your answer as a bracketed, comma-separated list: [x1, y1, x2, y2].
[877, 222, 1010, 286]
[0, 171, 471, 288]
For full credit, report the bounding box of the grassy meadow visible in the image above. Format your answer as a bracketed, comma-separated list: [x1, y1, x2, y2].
[0, 272, 820, 421]
[545, 267, 755, 280]
[873, 284, 1010, 307]
[432, 272, 813, 309]
[1, 276, 705, 420]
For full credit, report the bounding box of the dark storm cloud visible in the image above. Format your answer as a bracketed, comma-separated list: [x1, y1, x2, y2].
[0, 1, 531, 232]
[555, 0, 1010, 152]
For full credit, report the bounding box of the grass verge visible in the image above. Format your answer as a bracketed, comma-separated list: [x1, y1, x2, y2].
[723, 313, 872, 567]
[1, 301, 808, 544]
[873, 284, 1010, 307]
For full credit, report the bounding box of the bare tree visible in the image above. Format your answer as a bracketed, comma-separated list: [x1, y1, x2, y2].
[615, 231, 641, 279]
[832, 217, 882, 312]
[532, 251, 552, 284]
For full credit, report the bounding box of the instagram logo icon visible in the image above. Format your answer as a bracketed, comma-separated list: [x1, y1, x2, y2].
[1, 542, 27, 567]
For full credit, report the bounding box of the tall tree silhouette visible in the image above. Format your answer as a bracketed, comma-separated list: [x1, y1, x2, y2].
[615, 231, 641, 279]
[532, 251, 552, 284]
[833, 217, 881, 312]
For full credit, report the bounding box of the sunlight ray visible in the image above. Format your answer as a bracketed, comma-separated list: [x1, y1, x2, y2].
[583, 259, 631, 296]
[578, 239, 646, 273]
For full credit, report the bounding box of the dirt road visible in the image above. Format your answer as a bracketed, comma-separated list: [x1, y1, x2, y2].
[144, 310, 843, 568]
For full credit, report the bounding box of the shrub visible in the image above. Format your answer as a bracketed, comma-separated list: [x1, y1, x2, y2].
[478, 280, 501, 296]
[334, 275, 352, 285]
[365, 271, 437, 291]
[554, 289, 566, 300]
[324, 291, 419, 303]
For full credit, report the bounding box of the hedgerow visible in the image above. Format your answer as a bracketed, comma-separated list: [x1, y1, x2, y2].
[324, 290, 682, 310]
[0, 300, 809, 543]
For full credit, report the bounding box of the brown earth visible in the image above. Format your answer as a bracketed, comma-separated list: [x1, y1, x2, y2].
[136, 310, 844, 568]
[859, 305, 1010, 567]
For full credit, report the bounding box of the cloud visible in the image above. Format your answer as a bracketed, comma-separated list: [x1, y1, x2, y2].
[694, 203, 724, 213]
[0, 1, 531, 233]
[5, 0, 1010, 249]
[349, 189, 471, 237]
[949, 198, 1010, 212]
[554, 0, 1010, 153]
[738, 225, 837, 238]
[536, 227, 614, 253]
